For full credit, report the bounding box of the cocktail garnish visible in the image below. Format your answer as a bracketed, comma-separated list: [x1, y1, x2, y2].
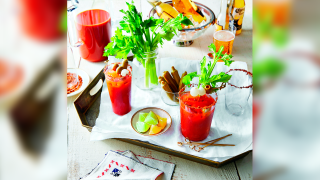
[177, 134, 235, 152]
[171, 66, 180, 85]
[160, 66, 187, 102]
[120, 69, 129, 76]
[104, 1, 193, 87]
[112, 64, 119, 71]
[116, 66, 124, 74]
[163, 71, 179, 92]
[190, 86, 199, 96]
[182, 43, 234, 94]
[149, 125, 162, 135]
[121, 59, 128, 69]
[179, 71, 188, 90]
[136, 121, 151, 133]
[190, 86, 206, 96]
[136, 111, 167, 135]
[144, 111, 159, 126]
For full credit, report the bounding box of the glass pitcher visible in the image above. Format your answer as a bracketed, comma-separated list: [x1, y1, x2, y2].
[67, 0, 112, 62]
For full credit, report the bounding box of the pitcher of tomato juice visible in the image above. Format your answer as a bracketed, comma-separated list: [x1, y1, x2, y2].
[67, 0, 112, 62]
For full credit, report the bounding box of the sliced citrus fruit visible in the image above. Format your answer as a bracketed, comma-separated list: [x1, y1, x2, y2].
[156, 115, 167, 130]
[144, 111, 159, 125]
[149, 125, 162, 135]
[139, 113, 148, 122]
[136, 122, 150, 133]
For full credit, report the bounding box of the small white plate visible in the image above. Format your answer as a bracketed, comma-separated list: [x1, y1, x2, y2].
[67, 68, 90, 98]
[131, 107, 172, 136]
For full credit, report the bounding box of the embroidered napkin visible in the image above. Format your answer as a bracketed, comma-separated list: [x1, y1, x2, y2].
[118, 150, 176, 180]
[80, 150, 163, 180]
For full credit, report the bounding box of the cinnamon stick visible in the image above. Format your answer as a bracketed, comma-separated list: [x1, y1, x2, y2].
[163, 71, 179, 92]
[171, 66, 180, 85]
[179, 71, 187, 90]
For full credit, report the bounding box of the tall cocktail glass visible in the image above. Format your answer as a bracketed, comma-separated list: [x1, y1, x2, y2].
[104, 63, 132, 115]
[225, 69, 252, 116]
[179, 86, 218, 141]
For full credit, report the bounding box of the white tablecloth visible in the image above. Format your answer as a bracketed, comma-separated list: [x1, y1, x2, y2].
[91, 57, 252, 162]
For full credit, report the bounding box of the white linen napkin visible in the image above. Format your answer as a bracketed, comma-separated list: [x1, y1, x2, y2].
[80, 150, 163, 180]
[118, 151, 176, 180]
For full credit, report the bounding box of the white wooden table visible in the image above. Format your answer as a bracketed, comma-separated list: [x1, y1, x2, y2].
[68, 0, 252, 179]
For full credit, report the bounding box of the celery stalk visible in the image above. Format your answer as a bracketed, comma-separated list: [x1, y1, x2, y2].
[149, 59, 158, 85]
[104, 2, 193, 89]
[145, 51, 158, 87]
[145, 56, 150, 88]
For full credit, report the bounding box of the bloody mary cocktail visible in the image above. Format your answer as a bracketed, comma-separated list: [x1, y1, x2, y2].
[104, 63, 132, 115]
[179, 91, 218, 141]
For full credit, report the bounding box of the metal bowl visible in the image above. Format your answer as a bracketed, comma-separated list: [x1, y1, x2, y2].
[149, 1, 215, 47]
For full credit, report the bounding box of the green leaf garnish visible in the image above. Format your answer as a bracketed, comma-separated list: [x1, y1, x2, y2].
[104, 1, 193, 88]
[182, 72, 199, 87]
[182, 43, 234, 91]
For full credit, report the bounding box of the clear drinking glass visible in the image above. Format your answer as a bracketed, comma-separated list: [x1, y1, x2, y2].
[214, 24, 236, 55]
[160, 89, 179, 106]
[133, 49, 160, 90]
[225, 69, 253, 116]
[104, 63, 132, 116]
[179, 85, 218, 141]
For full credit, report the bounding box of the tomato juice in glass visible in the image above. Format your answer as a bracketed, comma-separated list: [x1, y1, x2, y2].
[104, 63, 132, 115]
[75, 9, 111, 62]
[179, 91, 218, 141]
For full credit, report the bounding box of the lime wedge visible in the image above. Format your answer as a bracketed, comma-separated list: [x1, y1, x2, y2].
[139, 113, 148, 122]
[144, 111, 159, 125]
[136, 121, 150, 133]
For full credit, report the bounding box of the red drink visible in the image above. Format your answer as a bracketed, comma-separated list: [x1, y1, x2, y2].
[75, 9, 112, 62]
[179, 91, 218, 141]
[20, 0, 65, 41]
[104, 63, 132, 115]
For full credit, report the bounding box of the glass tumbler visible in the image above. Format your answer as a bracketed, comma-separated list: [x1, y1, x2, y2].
[179, 85, 218, 141]
[214, 24, 236, 55]
[225, 69, 252, 116]
[104, 63, 132, 115]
